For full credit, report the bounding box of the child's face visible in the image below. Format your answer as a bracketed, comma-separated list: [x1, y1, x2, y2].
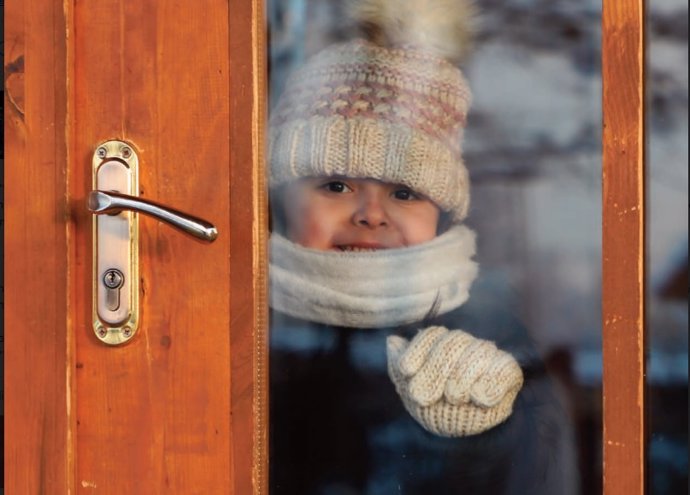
[280, 177, 440, 251]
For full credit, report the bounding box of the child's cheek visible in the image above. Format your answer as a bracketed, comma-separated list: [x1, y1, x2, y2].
[400, 208, 440, 246]
[286, 201, 335, 250]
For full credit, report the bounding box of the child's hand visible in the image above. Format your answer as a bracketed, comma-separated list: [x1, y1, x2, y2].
[387, 326, 523, 437]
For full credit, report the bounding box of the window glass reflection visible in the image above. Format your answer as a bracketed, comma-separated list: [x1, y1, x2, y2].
[647, 0, 688, 492]
[268, 1, 603, 493]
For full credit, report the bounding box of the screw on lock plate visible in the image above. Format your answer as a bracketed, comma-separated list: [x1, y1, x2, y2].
[103, 269, 125, 311]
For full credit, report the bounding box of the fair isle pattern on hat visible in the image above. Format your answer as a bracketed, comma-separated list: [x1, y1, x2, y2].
[271, 41, 470, 151]
[269, 39, 473, 221]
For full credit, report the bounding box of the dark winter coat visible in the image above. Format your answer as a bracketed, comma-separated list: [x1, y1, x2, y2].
[269, 276, 575, 495]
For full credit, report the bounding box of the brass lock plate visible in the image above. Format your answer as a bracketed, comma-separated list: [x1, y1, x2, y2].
[92, 140, 139, 345]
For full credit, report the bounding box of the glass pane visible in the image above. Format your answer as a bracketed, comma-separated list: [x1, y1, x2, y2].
[268, 1, 602, 493]
[647, 0, 688, 493]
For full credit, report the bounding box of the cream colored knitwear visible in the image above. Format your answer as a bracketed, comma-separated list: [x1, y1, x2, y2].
[269, 39, 473, 222]
[270, 225, 478, 328]
[270, 225, 523, 437]
[387, 326, 524, 437]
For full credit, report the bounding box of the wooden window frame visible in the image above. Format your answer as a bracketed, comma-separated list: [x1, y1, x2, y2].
[601, 2, 646, 494]
[4, 0, 646, 493]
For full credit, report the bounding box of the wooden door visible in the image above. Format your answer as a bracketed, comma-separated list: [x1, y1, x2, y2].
[4, 0, 267, 493]
[4, 0, 649, 493]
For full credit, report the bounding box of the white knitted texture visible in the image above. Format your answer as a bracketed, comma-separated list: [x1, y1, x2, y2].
[387, 326, 524, 437]
[269, 225, 478, 328]
[270, 116, 471, 222]
[269, 39, 473, 222]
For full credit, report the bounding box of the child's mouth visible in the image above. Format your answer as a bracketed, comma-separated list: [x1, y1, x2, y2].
[336, 245, 385, 252]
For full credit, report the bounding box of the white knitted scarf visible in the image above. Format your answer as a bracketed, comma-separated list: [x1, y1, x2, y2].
[269, 225, 479, 328]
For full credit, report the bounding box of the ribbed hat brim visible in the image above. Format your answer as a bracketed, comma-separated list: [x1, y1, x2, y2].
[269, 115, 470, 221]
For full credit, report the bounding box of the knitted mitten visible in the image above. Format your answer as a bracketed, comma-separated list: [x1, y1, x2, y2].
[387, 326, 524, 437]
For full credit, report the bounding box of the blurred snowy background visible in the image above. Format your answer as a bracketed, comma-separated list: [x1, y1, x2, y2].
[268, 0, 687, 492]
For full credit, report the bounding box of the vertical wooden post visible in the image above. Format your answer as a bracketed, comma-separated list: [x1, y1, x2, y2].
[229, 0, 269, 493]
[602, 1, 646, 493]
[4, 0, 76, 492]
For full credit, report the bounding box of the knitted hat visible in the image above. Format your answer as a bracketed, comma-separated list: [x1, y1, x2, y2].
[269, 0, 477, 222]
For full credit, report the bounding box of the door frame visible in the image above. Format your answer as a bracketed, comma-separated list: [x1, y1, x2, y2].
[4, 0, 645, 493]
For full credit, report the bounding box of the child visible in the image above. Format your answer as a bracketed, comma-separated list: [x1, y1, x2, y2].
[268, 0, 575, 493]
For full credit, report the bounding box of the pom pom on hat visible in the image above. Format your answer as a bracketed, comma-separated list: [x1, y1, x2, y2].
[269, 0, 477, 223]
[350, 0, 478, 64]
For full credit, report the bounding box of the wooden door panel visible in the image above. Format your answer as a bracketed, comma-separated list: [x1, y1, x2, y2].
[4, 0, 74, 492]
[6, 0, 267, 493]
[73, 1, 232, 493]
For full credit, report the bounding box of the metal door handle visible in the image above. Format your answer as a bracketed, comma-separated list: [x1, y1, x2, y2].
[88, 190, 218, 242]
[88, 140, 218, 346]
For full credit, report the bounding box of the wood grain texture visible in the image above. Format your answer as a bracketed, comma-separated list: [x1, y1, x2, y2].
[602, 1, 646, 494]
[228, 0, 269, 493]
[71, 1, 233, 492]
[4, 0, 76, 492]
[6, 0, 266, 492]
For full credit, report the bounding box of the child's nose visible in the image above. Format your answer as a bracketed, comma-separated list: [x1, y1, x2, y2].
[352, 194, 389, 228]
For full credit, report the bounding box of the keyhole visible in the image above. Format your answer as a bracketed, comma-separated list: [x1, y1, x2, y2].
[104, 269, 124, 289]
[103, 269, 125, 310]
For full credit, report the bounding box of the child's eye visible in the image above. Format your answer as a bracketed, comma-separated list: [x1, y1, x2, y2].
[321, 181, 352, 193]
[392, 187, 419, 201]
